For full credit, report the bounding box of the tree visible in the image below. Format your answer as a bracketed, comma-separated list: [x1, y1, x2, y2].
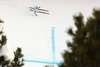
[0, 20, 10, 67]
[59, 8, 100, 67]
[11, 47, 24, 67]
[0, 20, 24, 67]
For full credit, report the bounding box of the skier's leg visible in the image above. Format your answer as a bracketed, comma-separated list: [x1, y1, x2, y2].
[34, 10, 37, 16]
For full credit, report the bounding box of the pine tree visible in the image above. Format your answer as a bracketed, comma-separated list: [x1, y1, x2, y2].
[59, 8, 100, 67]
[0, 20, 24, 67]
[0, 20, 10, 67]
[11, 47, 24, 67]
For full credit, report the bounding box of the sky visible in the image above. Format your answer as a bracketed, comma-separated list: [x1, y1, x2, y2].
[0, 0, 100, 67]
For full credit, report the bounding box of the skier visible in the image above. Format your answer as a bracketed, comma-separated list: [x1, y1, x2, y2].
[29, 6, 49, 16]
[32, 6, 40, 16]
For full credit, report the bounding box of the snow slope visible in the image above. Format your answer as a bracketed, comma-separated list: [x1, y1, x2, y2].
[0, 0, 100, 67]
[0, 44, 14, 62]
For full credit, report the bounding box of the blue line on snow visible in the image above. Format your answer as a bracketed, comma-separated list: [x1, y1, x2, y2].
[24, 60, 62, 64]
[24, 27, 62, 65]
[51, 27, 55, 62]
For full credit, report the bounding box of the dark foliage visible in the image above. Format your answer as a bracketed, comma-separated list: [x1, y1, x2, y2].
[0, 20, 24, 67]
[59, 8, 100, 67]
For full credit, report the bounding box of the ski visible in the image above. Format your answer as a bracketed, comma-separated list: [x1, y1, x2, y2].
[37, 11, 49, 15]
[29, 7, 33, 11]
[38, 9, 49, 12]
[29, 7, 49, 12]
[29, 7, 33, 9]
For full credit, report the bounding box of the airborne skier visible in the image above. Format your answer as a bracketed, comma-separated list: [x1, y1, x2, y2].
[32, 6, 40, 16]
[29, 6, 49, 16]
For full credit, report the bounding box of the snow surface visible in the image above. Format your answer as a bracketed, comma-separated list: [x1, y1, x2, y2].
[0, 0, 100, 67]
[0, 44, 14, 62]
[0, 23, 3, 32]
